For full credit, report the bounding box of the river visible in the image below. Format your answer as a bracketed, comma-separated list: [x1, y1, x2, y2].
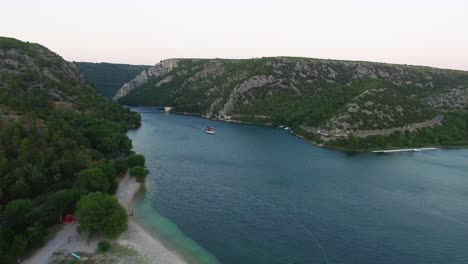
[128, 108, 468, 264]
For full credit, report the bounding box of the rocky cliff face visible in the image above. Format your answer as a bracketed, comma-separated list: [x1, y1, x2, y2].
[115, 57, 468, 133]
[0, 48, 83, 84]
[113, 59, 178, 100]
[0, 38, 86, 105]
[219, 75, 276, 118]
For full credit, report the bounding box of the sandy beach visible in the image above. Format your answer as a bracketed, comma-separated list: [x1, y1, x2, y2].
[115, 174, 188, 264]
[23, 173, 187, 264]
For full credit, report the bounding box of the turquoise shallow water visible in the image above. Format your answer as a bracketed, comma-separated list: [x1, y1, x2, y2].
[128, 108, 468, 264]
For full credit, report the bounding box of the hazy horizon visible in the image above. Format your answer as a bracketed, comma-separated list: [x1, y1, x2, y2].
[2, 0, 468, 71]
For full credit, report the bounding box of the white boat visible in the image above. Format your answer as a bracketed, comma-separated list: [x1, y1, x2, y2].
[204, 127, 215, 134]
[284, 127, 290, 130]
[372, 148, 438, 153]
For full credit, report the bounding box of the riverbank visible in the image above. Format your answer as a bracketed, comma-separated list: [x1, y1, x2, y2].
[115, 174, 188, 264]
[208, 115, 466, 153]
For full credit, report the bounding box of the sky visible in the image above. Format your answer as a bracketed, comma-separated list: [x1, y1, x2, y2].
[1, 0, 468, 70]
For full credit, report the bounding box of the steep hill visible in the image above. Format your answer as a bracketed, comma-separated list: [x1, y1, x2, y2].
[115, 57, 468, 150]
[76, 62, 150, 98]
[0, 37, 141, 263]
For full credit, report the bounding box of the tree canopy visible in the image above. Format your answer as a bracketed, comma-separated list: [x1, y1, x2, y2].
[130, 166, 149, 182]
[75, 192, 128, 238]
[78, 167, 110, 194]
[5, 199, 33, 231]
[126, 153, 145, 168]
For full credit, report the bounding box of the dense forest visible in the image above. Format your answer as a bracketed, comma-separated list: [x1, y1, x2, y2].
[0, 37, 146, 263]
[76, 62, 150, 98]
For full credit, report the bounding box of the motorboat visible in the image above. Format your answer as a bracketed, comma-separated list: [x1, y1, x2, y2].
[204, 126, 215, 134]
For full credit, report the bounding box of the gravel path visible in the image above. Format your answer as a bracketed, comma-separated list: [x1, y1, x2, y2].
[22, 223, 77, 264]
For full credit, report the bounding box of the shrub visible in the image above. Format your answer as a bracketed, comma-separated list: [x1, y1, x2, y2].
[129, 166, 149, 182]
[25, 223, 47, 248]
[98, 240, 111, 252]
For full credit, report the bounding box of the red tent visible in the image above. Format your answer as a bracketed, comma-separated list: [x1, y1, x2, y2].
[64, 215, 74, 224]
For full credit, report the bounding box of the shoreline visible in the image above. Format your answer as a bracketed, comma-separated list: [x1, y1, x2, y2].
[204, 115, 461, 153]
[176, 112, 467, 153]
[116, 173, 188, 264]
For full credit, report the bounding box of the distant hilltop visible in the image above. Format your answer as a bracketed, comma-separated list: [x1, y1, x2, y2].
[116, 57, 466, 127]
[114, 58, 468, 118]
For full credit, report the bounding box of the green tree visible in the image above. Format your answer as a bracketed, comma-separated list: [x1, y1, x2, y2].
[97, 136, 118, 154]
[114, 158, 128, 175]
[75, 192, 127, 238]
[30, 169, 47, 195]
[78, 168, 110, 193]
[0, 150, 7, 175]
[94, 160, 118, 194]
[25, 223, 47, 248]
[118, 135, 133, 154]
[45, 189, 81, 223]
[8, 177, 31, 199]
[126, 153, 145, 167]
[9, 234, 27, 259]
[5, 200, 33, 231]
[130, 166, 149, 182]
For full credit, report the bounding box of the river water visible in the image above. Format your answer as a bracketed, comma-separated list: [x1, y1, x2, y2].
[128, 108, 468, 264]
